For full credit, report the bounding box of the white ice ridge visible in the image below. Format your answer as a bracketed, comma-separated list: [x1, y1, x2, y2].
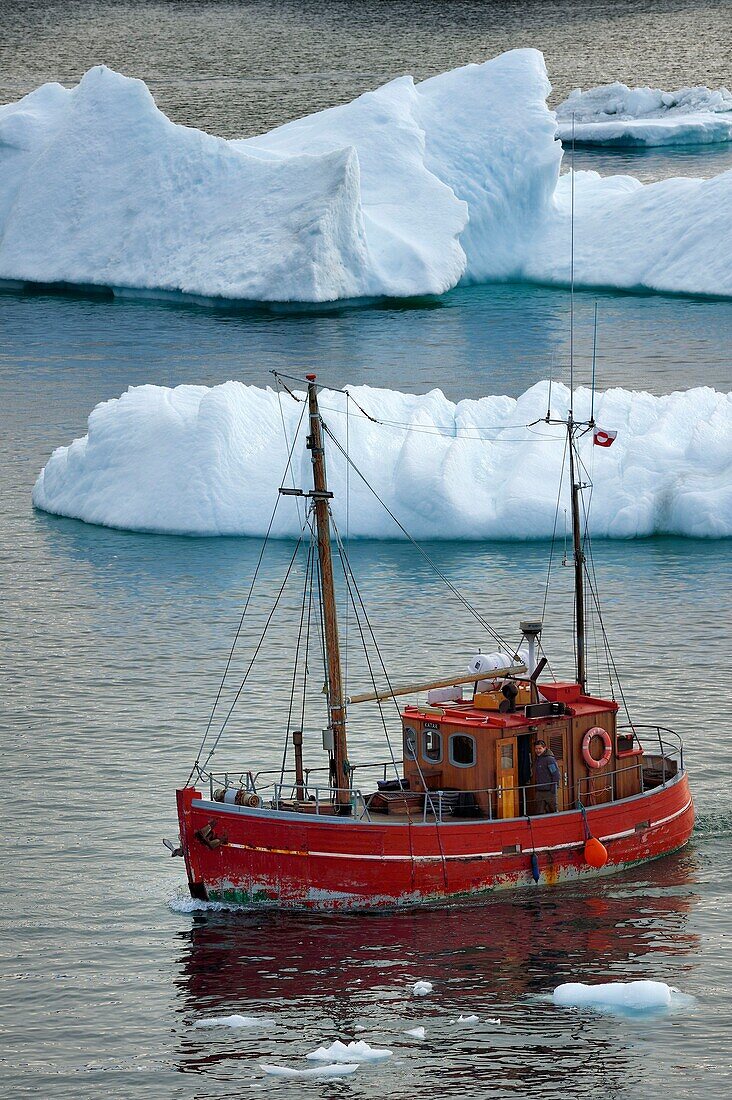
[1, 53, 731, 301]
[553, 980, 691, 1013]
[260, 1062, 359, 1078]
[195, 1014, 269, 1028]
[33, 380, 732, 541]
[557, 83, 732, 146]
[306, 1040, 392, 1063]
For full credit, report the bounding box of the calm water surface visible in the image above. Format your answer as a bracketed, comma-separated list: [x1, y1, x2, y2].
[1, 3, 731, 1098]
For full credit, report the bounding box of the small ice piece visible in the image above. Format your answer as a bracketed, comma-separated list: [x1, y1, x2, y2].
[486, 1017, 502, 1025]
[405, 1026, 426, 1039]
[456, 1014, 479, 1025]
[553, 980, 676, 1012]
[556, 82, 732, 146]
[306, 1039, 392, 1063]
[195, 1014, 268, 1028]
[412, 981, 433, 996]
[260, 1062, 359, 1079]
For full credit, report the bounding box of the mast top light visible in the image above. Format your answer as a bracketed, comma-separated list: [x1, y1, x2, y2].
[306, 373, 317, 381]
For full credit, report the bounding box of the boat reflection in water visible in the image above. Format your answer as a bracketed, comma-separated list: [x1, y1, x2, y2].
[173, 847, 699, 1094]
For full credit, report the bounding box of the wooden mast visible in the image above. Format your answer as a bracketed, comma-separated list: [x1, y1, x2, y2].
[305, 374, 351, 811]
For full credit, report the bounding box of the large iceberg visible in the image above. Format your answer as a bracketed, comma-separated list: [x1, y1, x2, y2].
[557, 83, 732, 146]
[1, 52, 731, 301]
[32, 380, 732, 540]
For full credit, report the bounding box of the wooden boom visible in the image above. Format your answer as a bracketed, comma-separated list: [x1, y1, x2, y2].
[346, 664, 527, 705]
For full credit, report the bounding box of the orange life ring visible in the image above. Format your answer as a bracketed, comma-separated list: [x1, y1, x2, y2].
[582, 726, 612, 769]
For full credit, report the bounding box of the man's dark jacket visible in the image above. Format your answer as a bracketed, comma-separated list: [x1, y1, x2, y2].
[534, 750, 560, 790]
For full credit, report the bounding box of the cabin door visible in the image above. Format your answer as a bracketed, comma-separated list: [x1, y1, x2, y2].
[495, 737, 518, 819]
[543, 724, 569, 811]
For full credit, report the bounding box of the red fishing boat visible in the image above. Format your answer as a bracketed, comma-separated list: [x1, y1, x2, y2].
[172, 373, 693, 909]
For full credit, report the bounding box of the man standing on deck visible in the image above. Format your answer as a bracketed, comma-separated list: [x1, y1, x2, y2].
[533, 739, 560, 814]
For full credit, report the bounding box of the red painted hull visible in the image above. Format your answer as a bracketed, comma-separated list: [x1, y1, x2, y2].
[177, 774, 694, 910]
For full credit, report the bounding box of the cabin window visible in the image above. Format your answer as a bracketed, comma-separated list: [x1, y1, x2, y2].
[616, 731, 636, 754]
[404, 727, 417, 760]
[423, 725, 442, 763]
[450, 734, 476, 767]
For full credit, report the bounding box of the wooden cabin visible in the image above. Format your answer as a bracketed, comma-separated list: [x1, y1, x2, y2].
[387, 681, 644, 819]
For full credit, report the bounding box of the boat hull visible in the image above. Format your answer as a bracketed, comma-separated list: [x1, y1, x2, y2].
[176, 774, 693, 910]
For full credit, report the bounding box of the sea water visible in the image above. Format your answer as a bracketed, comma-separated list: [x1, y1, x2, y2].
[1, 3, 731, 1098]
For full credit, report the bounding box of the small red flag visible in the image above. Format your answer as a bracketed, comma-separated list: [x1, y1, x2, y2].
[593, 428, 617, 448]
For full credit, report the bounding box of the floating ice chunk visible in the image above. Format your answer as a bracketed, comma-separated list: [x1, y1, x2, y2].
[306, 1039, 392, 1063]
[405, 1026, 426, 1039]
[260, 1062, 359, 1079]
[2, 54, 732, 302]
[412, 981, 433, 996]
[486, 1017, 502, 1025]
[196, 1014, 270, 1028]
[455, 1014, 479, 1025]
[33, 380, 732, 541]
[557, 82, 732, 146]
[553, 980, 687, 1013]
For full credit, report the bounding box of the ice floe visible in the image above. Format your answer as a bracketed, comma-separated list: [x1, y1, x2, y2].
[557, 83, 732, 146]
[195, 1014, 269, 1028]
[553, 980, 693, 1014]
[260, 1062, 359, 1078]
[405, 1026, 426, 1039]
[455, 1014, 479, 1025]
[412, 981, 433, 996]
[306, 1039, 392, 1063]
[1, 52, 731, 301]
[33, 380, 732, 540]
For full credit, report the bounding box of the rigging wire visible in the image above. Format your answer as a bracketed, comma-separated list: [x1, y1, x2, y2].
[185, 397, 308, 785]
[330, 521, 403, 785]
[343, 393, 350, 699]
[278, 532, 315, 788]
[272, 370, 568, 439]
[331, 514, 448, 883]
[321, 419, 517, 655]
[196, 521, 310, 779]
[276, 380, 304, 527]
[300, 524, 316, 751]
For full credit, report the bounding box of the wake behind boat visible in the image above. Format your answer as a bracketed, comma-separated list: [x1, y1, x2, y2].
[171, 373, 694, 909]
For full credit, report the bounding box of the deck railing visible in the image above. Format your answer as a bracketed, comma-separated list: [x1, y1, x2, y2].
[200, 729, 683, 824]
[271, 782, 374, 821]
[203, 760, 396, 802]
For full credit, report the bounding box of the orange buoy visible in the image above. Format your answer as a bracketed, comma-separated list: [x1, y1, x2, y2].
[584, 836, 609, 868]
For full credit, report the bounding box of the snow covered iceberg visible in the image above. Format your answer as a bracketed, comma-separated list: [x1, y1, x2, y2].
[557, 83, 732, 146]
[2, 52, 732, 301]
[32, 380, 732, 540]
